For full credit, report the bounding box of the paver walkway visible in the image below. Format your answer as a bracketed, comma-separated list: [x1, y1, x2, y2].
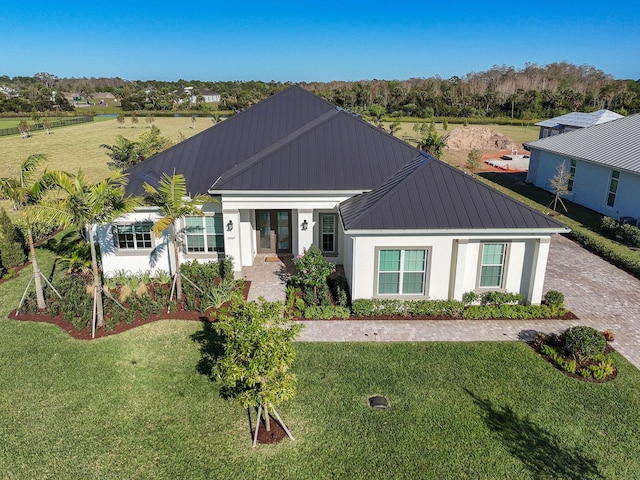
[243, 235, 640, 369]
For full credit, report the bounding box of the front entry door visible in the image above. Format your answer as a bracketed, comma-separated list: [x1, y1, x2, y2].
[256, 210, 291, 254]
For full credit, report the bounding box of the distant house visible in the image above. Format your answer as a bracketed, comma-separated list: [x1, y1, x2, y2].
[175, 87, 221, 105]
[97, 86, 567, 304]
[526, 114, 640, 223]
[535, 109, 623, 139]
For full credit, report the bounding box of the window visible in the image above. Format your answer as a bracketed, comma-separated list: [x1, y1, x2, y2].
[184, 215, 224, 253]
[377, 249, 427, 295]
[479, 243, 506, 288]
[113, 223, 152, 250]
[567, 159, 577, 192]
[606, 170, 620, 207]
[320, 214, 337, 253]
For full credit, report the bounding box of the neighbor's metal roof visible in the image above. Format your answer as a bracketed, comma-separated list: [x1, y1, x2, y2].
[535, 109, 623, 129]
[526, 114, 640, 174]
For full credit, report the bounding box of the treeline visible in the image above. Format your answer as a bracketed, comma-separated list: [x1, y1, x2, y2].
[1, 62, 639, 118]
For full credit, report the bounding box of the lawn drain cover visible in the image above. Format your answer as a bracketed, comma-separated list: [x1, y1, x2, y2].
[368, 395, 389, 409]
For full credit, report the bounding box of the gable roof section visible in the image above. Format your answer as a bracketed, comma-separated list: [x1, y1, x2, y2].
[526, 114, 640, 175]
[123, 85, 337, 196]
[339, 155, 566, 231]
[535, 109, 623, 129]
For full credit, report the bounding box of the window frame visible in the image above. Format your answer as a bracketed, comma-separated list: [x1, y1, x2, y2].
[567, 159, 577, 192]
[606, 169, 620, 208]
[319, 213, 338, 255]
[183, 214, 225, 255]
[112, 222, 154, 251]
[374, 247, 430, 298]
[476, 242, 509, 290]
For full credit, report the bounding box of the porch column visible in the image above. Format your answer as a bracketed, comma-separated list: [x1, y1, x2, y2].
[526, 237, 551, 305]
[297, 209, 313, 255]
[222, 209, 243, 272]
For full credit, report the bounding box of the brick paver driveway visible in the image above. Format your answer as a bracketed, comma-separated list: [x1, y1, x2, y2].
[543, 234, 640, 368]
[298, 235, 640, 370]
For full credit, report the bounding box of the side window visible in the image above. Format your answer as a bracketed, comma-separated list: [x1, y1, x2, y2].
[113, 223, 153, 250]
[320, 213, 337, 254]
[479, 243, 506, 288]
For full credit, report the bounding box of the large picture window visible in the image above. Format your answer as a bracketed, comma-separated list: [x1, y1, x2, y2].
[185, 215, 224, 253]
[113, 223, 153, 250]
[377, 249, 427, 295]
[320, 213, 337, 254]
[479, 243, 506, 288]
[606, 170, 620, 207]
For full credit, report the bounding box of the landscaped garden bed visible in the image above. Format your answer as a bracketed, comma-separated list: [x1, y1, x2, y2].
[531, 325, 617, 382]
[11, 259, 248, 340]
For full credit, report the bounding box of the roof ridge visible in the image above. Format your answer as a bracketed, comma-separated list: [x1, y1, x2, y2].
[209, 107, 340, 190]
[340, 153, 430, 228]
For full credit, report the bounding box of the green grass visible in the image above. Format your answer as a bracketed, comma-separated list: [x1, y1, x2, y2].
[0, 117, 213, 215]
[1, 247, 640, 478]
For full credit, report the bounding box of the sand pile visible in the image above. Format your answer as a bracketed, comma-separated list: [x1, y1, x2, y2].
[443, 126, 518, 151]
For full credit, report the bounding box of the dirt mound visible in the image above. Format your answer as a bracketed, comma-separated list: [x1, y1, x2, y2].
[443, 126, 518, 151]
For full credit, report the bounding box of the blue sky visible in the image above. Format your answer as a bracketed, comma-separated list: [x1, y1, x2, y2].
[2, 0, 639, 82]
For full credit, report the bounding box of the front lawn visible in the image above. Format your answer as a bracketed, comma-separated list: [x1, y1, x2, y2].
[1, 318, 639, 479]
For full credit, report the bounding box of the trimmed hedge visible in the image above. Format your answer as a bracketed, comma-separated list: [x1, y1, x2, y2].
[303, 305, 351, 320]
[571, 227, 640, 278]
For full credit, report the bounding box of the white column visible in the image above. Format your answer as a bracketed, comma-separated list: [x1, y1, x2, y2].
[297, 209, 314, 255]
[223, 209, 243, 272]
[527, 237, 551, 305]
[450, 239, 469, 301]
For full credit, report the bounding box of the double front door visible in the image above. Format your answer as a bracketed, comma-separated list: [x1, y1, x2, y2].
[256, 210, 292, 254]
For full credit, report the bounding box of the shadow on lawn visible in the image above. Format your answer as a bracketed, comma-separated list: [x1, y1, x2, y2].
[191, 321, 225, 379]
[465, 388, 604, 479]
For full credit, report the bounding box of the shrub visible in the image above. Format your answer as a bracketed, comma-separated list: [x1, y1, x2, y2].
[303, 305, 351, 319]
[50, 274, 93, 331]
[0, 207, 26, 269]
[543, 290, 564, 307]
[564, 326, 606, 358]
[602, 329, 615, 342]
[328, 275, 351, 307]
[462, 291, 479, 305]
[351, 299, 376, 317]
[291, 246, 336, 306]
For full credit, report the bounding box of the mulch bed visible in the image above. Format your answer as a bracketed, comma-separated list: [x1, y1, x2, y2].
[254, 415, 288, 445]
[9, 281, 251, 340]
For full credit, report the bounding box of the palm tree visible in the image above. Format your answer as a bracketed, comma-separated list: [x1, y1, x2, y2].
[33, 170, 142, 327]
[0, 154, 53, 310]
[143, 173, 212, 303]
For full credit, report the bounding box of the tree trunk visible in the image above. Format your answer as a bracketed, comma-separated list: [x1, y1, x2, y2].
[173, 224, 183, 303]
[87, 224, 104, 327]
[263, 403, 271, 432]
[27, 226, 46, 310]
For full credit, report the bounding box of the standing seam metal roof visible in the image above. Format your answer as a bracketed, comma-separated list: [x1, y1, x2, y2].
[526, 114, 640, 174]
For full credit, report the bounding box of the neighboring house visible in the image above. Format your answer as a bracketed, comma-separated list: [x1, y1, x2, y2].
[526, 114, 640, 223]
[535, 109, 623, 139]
[175, 87, 221, 104]
[98, 86, 568, 304]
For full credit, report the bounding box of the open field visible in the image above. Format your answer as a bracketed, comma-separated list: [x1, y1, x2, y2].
[0, 117, 212, 213]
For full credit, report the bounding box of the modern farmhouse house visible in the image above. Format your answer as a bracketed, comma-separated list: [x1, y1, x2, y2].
[97, 86, 568, 304]
[526, 114, 640, 223]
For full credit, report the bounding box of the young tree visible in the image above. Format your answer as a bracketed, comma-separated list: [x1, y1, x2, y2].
[466, 148, 483, 173]
[548, 161, 570, 213]
[130, 111, 139, 128]
[420, 125, 444, 157]
[389, 121, 401, 136]
[34, 170, 142, 326]
[190, 115, 196, 129]
[17, 119, 30, 138]
[143, 173, 211, 303]
[117, 113, 126, 128]
[213, 299, 302, 447]
[0, 154, 52, 309]
[101, 136, 138, 170]
[145, 114, 155, 128]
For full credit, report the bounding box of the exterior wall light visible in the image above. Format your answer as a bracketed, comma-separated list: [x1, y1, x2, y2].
[301, 219, 308, 231]
[226, 220, 233, 231]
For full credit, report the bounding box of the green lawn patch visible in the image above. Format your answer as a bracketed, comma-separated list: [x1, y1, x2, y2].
[0, 318, 639, 479]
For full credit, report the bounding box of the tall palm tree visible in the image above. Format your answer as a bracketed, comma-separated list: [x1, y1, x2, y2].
[143, 173, 212, 303]
[33, 170, 142, 326]
[0, 154, 52, 309]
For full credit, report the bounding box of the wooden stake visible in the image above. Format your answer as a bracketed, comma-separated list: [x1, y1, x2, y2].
[252, 404, 262, 449]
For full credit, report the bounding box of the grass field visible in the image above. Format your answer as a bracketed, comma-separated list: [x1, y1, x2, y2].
[2, 241, 640, 479]
[0, 117, 213, 214]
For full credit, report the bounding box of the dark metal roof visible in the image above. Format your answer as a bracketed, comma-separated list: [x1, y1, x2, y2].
[339, 155, 567, 231]
[123, 85, 337, 196]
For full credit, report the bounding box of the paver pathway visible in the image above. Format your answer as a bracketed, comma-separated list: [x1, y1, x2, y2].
[244, 235, 640, 369]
